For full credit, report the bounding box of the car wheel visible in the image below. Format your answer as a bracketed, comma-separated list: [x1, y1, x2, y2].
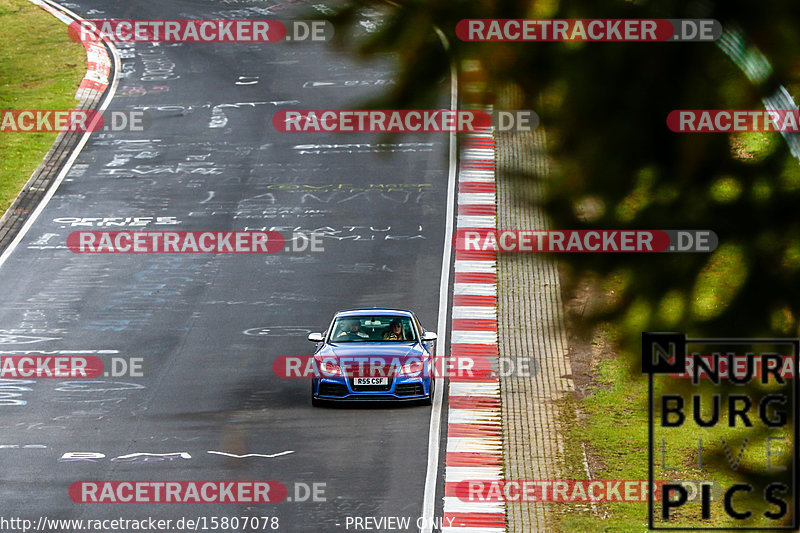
[423, 378, 435, 406]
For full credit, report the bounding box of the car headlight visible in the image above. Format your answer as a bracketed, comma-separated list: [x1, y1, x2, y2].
[399, 359, 426, 377]
[317, 359, 342, 376]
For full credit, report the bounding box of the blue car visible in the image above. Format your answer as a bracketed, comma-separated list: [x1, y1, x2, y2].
[309, 308, 437, 406]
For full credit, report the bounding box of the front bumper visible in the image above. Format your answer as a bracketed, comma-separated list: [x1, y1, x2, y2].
[313, 376, 431, 401]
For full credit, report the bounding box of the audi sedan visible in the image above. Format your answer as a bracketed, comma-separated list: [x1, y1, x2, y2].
[308, 308, 437, 405]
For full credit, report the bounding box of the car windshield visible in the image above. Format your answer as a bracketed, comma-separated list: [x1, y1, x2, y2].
[329, 316, 416, 342]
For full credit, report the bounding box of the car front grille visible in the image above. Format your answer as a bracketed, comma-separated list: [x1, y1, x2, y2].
[395, 383, 424, 396]
[318, 382, 348, 397]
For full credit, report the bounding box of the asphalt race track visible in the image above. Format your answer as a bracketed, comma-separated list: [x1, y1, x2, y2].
[0, 1, 451, 530]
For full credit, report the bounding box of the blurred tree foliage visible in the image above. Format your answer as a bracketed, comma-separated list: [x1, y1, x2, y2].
[327, 0, 800, 351]
[326, 3, 800, 523]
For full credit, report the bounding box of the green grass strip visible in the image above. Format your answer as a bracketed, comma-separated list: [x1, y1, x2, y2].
[0, 0, 85, 214]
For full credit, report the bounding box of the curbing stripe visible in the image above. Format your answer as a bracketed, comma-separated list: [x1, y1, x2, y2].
[444, 122, 505, 531]
[457, 215, 496, 228]
[458, 205, 497, 216]
[450, 343, 498, 356]
[447, 425, 500, 436]
[449, 396, 501, 410]
[453, 272, 496, 284]
[452, 306, 496, 320]
[458, 192, 496, 205]
[453, 295, 496, 307]
[454, 260, 496, 273]
[445, 466, 504, 483]
[446, 436, 503, 454]
[460, 182, 497, 193]
[445, 453, 503, 467]
[454, 250, 496, 261]
[451, 330, 498, 344]
[449, 382, 499, 396]
[453, 283, 496, 296]
[451, 318, 497, 330]
[447, 409, 501, 425]
[444, 499, 506, 514]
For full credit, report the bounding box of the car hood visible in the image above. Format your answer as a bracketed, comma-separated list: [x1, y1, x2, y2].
[320, 343, 426, 359]
[316, 343, 430, 378]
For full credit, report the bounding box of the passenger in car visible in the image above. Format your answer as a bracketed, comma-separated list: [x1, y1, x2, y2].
[382, 319, 407, 340]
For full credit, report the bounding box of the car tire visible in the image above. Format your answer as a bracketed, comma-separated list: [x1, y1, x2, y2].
[423, 378, 435, 406]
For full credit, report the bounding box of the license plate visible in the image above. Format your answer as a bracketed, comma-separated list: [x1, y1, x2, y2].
[353, 377, 388, 386]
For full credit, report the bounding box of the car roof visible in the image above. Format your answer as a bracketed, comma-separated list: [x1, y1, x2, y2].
[335, 308, 414, 318]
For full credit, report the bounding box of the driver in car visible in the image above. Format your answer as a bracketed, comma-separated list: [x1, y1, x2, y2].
[337, 319, 369, 340]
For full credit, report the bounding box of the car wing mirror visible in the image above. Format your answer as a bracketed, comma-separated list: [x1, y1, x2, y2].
[308, 332, 324, 342]
[422, 331, 437, 341]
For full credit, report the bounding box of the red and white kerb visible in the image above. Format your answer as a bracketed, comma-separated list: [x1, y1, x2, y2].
[444, 122, 506, 532]
[28, 0, 111, 98]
